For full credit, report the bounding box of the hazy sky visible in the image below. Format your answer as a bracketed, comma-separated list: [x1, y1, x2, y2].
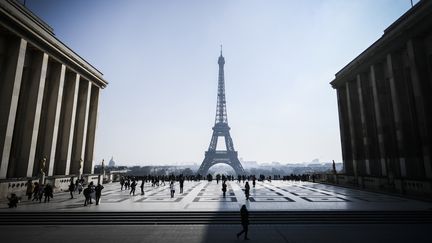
[26, 0, 419, 166]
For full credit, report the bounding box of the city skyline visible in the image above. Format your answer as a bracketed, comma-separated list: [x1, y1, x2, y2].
[25, 0, 419, 166]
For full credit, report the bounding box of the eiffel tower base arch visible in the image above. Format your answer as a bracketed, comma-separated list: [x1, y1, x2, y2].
[197, 151, 245, 176]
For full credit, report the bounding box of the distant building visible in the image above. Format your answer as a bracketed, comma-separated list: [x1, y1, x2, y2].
[108, 156, 116, 167]
[331, 0, 431, 195]
[0, 1, 107, 180]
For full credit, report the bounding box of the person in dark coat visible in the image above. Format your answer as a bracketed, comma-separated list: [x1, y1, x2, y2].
[69, 181, 75, 199]
[130, 180, 137, 196]
[95, 183, 104, 205]
[140, 179, 145, 195]
[222, 181, 227, 198]
[44, 184, 53, 203]
[236, 205, 250, 240]
[179, 177, 184, 194]
[244, 181, 250, 200]
[7, 193, 19, 208]
[83, 185, 91, 206]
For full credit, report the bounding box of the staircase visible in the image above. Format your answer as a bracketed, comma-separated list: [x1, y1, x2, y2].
[0, 211, 431, 225]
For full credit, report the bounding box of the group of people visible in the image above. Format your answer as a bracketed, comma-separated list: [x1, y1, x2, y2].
[119, 175, 186, 198]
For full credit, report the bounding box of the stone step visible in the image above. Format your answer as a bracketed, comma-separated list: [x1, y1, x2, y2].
[0, 211, 431, 225]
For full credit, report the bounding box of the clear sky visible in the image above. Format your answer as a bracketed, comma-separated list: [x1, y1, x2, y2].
[25, 0, 419, 166]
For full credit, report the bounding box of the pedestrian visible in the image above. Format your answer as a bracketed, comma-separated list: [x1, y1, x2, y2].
[69, 181, 75, 199]
[130, 180, 136, 196]
[120, 177, 125, 190]
[37, 184, 44, 203]
[89, 181, 95, 204]
[77, 182, 83, 194]
[25, 179, 33, 200]
[252, 177, 256, 188]
[140, 179, 145, 195]
[7, 193, 19, 208]
[32, 182, 39, 201]
[236, 205, 250, 240]
[244, 181, 250, 200]
[179, 177, 184, 194]
[83, 185, 91, 206]
[222, 181, 227, 198]
[44, 183, 53, 203]
[95, 183, 104, 205]
[170, 180, 175, 198]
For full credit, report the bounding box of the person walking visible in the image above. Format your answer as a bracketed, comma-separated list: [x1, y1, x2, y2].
[25, 179, 33, 200]
[77, 182, 83, 194]
[179, 177, 184, 194]
[252, 177, 256, 188]
[95, 183, 104, 205]
[169, 180, 175, 198]
[120, 177, 125, 190]
[140, 179, 145, 195]
[69, 181, 75, 199]
[44, 183, 53, 203]
[236, 205, 250, 240]
[244, 181, 250, 200]
[83, 185, 91, 206]
[130, 180, 137, 196]
[222, 181, 227, 198]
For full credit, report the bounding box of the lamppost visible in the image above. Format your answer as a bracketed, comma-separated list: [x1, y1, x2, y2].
[101, 159, 105, 184]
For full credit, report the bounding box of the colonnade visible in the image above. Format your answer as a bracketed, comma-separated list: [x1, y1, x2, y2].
[334, 36, 432, 180]
[0, 34, 100, 179]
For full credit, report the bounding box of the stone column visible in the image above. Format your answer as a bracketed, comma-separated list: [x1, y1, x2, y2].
[70, 80, 91, 175]
[0, 38, 27, 179]
[25, 53, 49, 177]
[406, 39, 432, 179]
[84, 85, 100, 174]
[356, 74, 371, 175]
[345, 82, 358, 178]
[35, 62, 66, 176]
[54, 72, 79, 175]
[370, 64, 387, 176]
[7, 49, 48, 178]
[386, 53, 407, 177]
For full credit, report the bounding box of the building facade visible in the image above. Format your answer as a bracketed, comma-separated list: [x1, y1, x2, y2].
[0, 1, 107, 183]
[331, 0, 432, 194]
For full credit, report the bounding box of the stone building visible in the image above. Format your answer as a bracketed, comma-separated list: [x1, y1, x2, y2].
[331, 0, 431, 195]
[0, 0, 107, 191]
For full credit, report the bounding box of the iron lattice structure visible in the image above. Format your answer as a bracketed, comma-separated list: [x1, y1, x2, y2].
[197, 49, 245, 176]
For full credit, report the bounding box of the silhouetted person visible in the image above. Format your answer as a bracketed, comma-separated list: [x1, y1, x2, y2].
[244, 181, 250, 200]
[252, 177, 256, 188]
[170, 180, 175, 198]
[179, 177, 184, 194]
[69, 181, 75, 199]
[83, 185, 91, 206]
[130, 180, 137, 196]
[236, 205, 250, 240]
[95, 183, 104, 205]
[140, 179, 145, 195]
[222, 181, 227, 198]
[44, 184, 53, 203]
[7, 193, 19, 208]
[25, 179, 33, 200]
[120, 177, 125, 190]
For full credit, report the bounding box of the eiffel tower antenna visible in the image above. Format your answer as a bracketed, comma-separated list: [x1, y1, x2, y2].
[197, 49, 245, 176]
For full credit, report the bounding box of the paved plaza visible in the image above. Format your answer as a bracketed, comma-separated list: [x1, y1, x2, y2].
[1, 181, 431, 212]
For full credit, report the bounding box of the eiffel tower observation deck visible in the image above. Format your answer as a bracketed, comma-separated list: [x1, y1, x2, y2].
[197, 48, 245, 176]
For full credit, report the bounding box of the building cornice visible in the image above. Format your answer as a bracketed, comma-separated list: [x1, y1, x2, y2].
[0, 0, 108, 88]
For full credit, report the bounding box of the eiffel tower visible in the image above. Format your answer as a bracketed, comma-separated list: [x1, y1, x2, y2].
[197, 48, 245, 176]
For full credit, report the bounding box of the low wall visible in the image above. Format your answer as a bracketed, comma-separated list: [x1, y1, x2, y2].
[324, 173, 432, 198]
[0, 174, 103, 200]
